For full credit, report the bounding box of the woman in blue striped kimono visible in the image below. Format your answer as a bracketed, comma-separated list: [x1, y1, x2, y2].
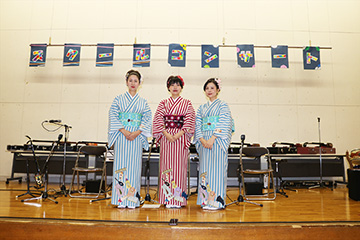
[108, 70, 152, 208]
[193, 78, 234, 210]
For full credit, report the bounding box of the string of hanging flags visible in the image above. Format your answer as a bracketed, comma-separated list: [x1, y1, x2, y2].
[29, 43, 328, 70]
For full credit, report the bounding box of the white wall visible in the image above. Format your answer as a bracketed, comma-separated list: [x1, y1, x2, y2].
[1, 0, 359, 180]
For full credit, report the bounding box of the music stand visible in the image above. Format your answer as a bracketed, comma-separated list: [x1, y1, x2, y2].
[226, 134, 263, 207]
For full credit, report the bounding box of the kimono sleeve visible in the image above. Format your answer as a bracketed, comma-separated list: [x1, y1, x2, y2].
[193, 105, 204, 144]
[181, 100, 196, 138]
[108, 96, 124, 148]
[152, 100, 166, 141]
[138, 99, 152, 138]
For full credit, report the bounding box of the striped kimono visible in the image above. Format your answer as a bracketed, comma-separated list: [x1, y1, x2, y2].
[108, 91, 152, 207]
[153, 96, 195, 206]
[193, 99, 233, 209]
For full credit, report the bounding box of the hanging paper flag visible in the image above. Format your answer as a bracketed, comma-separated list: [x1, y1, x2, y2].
[96, 43, 114, 67]
[303, 46, 321, 70]
[133, 44, 151, 67]
[168, 44, 186, 67]
[63, 43, 81, 67]
[271, 45, 289, 68]
[237, 44, 255, 68]
[201, 45, 219, 68]
[29, 44, 47, 67]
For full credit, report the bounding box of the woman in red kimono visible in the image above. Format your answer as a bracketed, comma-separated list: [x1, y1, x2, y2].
[153, 76, 195, 208]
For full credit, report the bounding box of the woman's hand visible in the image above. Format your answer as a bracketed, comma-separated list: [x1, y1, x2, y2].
[163, 130, 176, 143]
[200, 136, 217, 149]
[127, 130, 141, 141]
[119, 128, 131, 138]
[173, 130, 185, 141]
[120, 129, 141, 141]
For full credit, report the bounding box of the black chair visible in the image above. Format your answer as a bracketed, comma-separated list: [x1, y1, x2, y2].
[240, 147, 276, 201]
[69, 145, 108, 199]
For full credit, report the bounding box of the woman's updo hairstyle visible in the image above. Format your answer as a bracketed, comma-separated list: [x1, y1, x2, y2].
[125, 69, 142, 83]
[166, 75, 184, 90]
[203, 78, 221, 91]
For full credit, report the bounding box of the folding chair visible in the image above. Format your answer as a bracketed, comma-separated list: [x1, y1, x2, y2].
[69, 145, 108, 199]
[240, 146, 276, 201]
[346, 149, 360, 169]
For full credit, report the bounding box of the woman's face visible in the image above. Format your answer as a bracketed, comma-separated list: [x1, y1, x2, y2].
[126, 75, 140, 92]
[168, 82, 182, 98]
[205, 82, 219, 100]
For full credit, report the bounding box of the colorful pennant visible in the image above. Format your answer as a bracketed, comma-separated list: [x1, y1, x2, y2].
[201, 45, 219, 68]
[168, 44, 186, 67]
[303, 46, 321, 70]
[29, 44, 47, 67]
[96, 43, 114, 67]
[63, 43, 81, 67]
[271, 45, 289, 68]
[237, 44, 255, 68]
[133, 44, 151, 67]
[29, 42, 325, 71]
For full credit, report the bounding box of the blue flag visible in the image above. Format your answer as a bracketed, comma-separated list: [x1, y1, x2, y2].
[133, 44, 151, 67]
[63, 43, 81, 67]
[201, 45, 219, 68]
[237, 44, 255, 68]
[168, 44, 186, 67]
[271, 45, 289, 68]
[96, 43, 114, 67]
[303, 46, 321, 70]
[29, 44, 47, 67]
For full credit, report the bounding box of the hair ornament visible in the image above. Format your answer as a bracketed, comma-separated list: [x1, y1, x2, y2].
[177, 75, 184, 87]
[215, 78, 222, 90]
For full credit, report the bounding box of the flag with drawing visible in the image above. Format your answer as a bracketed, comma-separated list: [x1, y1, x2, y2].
[29, 44, 47, 67]
[63, 43, 81, 67]
[96, 43, 114, 67]
[201, 45, 219, 68]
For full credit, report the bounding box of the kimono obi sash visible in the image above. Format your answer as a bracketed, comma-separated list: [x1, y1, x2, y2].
[119, 112, 142, 127]
[164, 114, 184, 129]
[202, 116, 219, 131]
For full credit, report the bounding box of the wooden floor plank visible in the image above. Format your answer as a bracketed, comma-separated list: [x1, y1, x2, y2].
[1, 181, 360, 223]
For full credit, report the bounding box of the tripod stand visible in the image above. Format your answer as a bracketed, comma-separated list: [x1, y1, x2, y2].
[58, 123, 72, 196]
[142, 138, 158, 204]
[20, 135, 62, 204]
[226, 134, 263, 207]
[16, 136, 42, 200]
[309, 117, 333, 190]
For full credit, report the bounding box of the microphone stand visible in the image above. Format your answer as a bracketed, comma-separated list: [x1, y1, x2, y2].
[16, 136, 42, 199]
[226, 134, 263, 207]
[143, 138, 158, 204]
[59, 123, 71, 196]
[309, 117, 332, 190]
[46, 121, 71, 196]
[21, 135, 62, 204]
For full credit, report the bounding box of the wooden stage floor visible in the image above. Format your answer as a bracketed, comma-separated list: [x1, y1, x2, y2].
[1, 181, 360, 239]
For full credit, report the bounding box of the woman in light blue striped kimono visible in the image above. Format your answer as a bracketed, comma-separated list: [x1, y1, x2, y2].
[193, 78, 234, 210]
[108, 70, 152, 208]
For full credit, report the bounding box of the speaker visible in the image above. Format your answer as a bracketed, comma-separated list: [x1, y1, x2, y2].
[85, 179, 105, 193]
[347, 169, 360, 201]
[245, 182, 263, 195]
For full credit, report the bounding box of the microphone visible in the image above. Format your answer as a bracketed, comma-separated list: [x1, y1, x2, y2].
[240, 134, 245, 144]
[49, 119, 62, 123]
[57, 134, 63, 143]
[317, 117, 320, 123]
